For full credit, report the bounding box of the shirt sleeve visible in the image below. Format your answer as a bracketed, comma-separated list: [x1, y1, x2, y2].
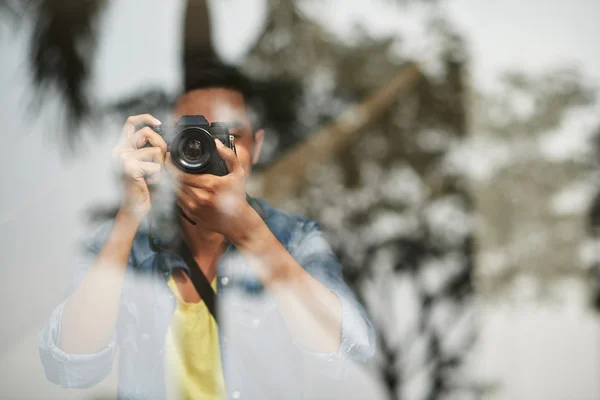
[38, 221, 119, 388]
[290, 219, 376, 366]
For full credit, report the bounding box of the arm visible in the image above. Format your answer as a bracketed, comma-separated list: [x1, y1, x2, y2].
[60, 113, 166, 354]
[230, 212, 375, 360]
[39, 114, 167, 387]
[230, 210, 343, 353]
[59, 210, 139, 354]
[38, 218, 129, 388]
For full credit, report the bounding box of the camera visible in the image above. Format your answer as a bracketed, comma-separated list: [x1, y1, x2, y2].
[144, 115, 238, 250]
[149, 115, 236, 176]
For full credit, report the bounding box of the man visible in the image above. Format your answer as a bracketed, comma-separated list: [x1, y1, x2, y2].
[39, 60, 375, 399]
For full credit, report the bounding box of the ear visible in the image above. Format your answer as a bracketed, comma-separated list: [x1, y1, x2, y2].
[251, 129, 265, 165]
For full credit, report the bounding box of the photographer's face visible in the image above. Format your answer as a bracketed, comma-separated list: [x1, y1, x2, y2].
[173, 88, 264, 174]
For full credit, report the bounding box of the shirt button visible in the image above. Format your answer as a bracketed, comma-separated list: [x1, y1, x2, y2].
[232, 390, 241, 399]
[142, 333, 151, 340]
[252, 318, 260, 327]
[221, 276, 230, 286]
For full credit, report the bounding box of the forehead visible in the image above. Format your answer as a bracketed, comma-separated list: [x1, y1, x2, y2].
[174, 88, 250, 127]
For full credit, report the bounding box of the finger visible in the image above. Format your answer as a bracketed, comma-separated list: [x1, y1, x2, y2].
[165, 163, 223, 193]
[175, 187, 212, 215]
[123, 160, 161, 181]
[178, 184, 213, 204]
[118, 146, 165, 165]
[215, 139, 242, 174]
[175, 189, 194, 215]
[176, 174, 220, 192]
[121, 114, 161, 139]
[127, 127, 168, 153]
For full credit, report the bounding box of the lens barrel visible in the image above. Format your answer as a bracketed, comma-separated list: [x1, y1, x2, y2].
[170, 126, 216, 173]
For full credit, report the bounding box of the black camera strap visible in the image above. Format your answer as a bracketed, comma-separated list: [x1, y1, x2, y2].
[148, 195, 267, 324]
[178, 241, 218, 322]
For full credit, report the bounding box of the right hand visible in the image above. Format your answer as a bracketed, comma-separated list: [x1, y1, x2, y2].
[112, 114, 168, 219]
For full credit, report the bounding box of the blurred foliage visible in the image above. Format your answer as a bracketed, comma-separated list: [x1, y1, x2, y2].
[3, 0, 446, 146]
[243, 4, 478, 399]
[469, 67, 599, 303]
[588, 127, 600, 310]
[29, 0, 107, 147]
[0, 0, 33, 22]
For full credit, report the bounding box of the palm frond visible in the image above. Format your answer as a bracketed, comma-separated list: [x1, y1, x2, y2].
[28, 0, 108, 146]
[0, 0, 33, 18]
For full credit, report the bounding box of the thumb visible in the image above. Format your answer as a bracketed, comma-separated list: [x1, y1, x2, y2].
[215, 139, 241, 174]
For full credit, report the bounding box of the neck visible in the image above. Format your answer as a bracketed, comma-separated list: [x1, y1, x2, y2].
[179, 218, 226, 257]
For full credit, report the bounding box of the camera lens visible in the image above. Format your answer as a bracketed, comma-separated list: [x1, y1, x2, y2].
[181, 139, 204, 162]
[171, 126, 214, 173]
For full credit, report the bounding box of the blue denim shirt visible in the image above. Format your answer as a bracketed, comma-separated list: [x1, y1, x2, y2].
[39, 198, 376, 399]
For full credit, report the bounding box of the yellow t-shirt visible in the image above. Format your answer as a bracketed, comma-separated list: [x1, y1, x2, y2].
[165, 276, 225, 400]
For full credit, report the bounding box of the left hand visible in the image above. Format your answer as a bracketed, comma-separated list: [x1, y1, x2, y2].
[165, 139, 255, 239]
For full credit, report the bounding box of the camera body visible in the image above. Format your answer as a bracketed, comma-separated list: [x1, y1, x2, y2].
[151, 115, 236, 175]
[145, 115, 237, 250]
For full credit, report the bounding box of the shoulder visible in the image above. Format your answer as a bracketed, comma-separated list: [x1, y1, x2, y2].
[254, 199, 340, 275]
[79, 217, 153, 265]
[252, 198, 320, 246]
[79, 219, 115, 252]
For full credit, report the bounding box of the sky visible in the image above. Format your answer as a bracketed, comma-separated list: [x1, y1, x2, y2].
[0, 0, 599, 399]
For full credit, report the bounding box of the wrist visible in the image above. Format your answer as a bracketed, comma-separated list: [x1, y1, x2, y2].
[115, 208, 143, 232]
[228, 207, 305, 287]
[228, 204, 265, 248]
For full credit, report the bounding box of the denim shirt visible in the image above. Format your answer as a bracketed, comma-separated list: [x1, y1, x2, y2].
[38, 198, 376, 400]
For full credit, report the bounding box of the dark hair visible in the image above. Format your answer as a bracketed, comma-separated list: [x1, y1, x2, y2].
[183, 56, 259, 130]
[184, 56, 253, 101]
[183, 56, 303, 147]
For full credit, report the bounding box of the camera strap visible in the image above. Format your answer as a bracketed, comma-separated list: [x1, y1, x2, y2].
[149, 195, 266, 324]
[178, 241, 219, 323]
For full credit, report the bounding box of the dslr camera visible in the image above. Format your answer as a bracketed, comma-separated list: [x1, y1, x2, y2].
[145, 115, 238, 250]
[149, 115, 236, 176]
